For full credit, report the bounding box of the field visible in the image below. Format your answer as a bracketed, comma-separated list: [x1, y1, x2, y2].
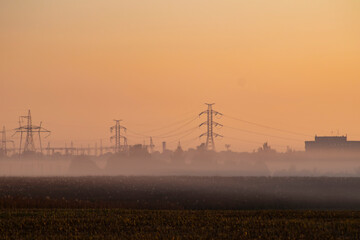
[0, 176, 359, 209]
[0, 209, 359, 239]
[0, 176, 359, 239]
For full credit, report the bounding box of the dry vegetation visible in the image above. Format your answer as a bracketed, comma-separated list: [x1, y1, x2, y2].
[0, 176, 359, 209]
[0, 209, 359, 239]
[0, 176, 359, 239]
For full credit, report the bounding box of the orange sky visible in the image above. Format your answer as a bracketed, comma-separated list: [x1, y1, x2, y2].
[1, 0, 360, 152]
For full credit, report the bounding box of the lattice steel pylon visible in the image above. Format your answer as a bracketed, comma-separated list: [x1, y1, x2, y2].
[199, 103, 223, 151]
[1, 126, 14, 156]
[110, 119, 128, 153]
[13, 110, 51, 154]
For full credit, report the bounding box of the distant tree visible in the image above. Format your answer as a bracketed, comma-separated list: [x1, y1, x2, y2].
[197, 143, 206, 151]
[257, 142, 276, 153]
[225, 144, 231, 151]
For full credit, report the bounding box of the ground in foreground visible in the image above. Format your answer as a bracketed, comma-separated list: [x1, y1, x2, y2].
[0, 209, 359, 239]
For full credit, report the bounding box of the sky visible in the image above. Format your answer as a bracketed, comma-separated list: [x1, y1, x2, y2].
[0, 0, 360, 152]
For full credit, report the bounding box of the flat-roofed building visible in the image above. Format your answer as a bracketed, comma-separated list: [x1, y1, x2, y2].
[305, 135, 360, 151]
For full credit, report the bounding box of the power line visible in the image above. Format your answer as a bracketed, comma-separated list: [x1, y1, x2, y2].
[127, 126, 198, 146]
[222, 125, 304, 142]
[223, 114, 312, 137]
[167, 128, 199, 144]
[152, 117, 198, 138]
[141, 115, 198, 134]
[126, 116, 198, 139]
[126, 132, 148, 139]
[127, 129, 150, 138]
[153, 126, 199, 139]
[224, 135, 290, 149]
[168, 136, 200, 145]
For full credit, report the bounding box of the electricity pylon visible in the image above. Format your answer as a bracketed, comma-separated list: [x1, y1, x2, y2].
[13, 110, 51, 154]
[1, 126, 14, 156]
[110, 119, 128, 153]
[199, 103, 223, 151]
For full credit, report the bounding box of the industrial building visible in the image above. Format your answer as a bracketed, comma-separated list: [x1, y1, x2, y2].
[305, 135, 360, 152]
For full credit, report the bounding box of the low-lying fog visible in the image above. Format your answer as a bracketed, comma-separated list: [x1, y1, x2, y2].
[0, 150, 359, 177]
[0, 176, 359, 210]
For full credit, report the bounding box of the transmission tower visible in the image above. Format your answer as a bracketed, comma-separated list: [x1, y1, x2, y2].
[199, 103, 223, 151]
[110, 119, 128, 153]
[1, 126, 14, 156]
[13, 110, 51, 154]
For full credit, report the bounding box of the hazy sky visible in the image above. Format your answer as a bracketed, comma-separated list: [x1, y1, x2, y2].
[1, 0, 359, 152]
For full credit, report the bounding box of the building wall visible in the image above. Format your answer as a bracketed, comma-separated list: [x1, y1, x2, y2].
[305, 136, 360, 152]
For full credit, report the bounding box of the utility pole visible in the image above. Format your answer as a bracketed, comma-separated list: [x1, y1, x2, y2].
[110, 119, 127, 153]
[47, 142, 51, 156]
[199, 103, 223, 151]
[95, 142, 98, 156]
[13, 110, 51, 154]
[123, 137, 128, 152]
[65, 142, 68, 155]
[71, 141, 74, 155]
[1, 126, 14, 156]
[149, 137, 155, 153]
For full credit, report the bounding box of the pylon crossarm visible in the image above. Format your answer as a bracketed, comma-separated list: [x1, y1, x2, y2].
[39, 130, 51, 133]
[13, 126, 26, 131]
[199, 111, 208, 116]
[40, 127, 51, 132]
[199, 133, 207, 138]
[31, 125, 50, 130]
[199, 122, 207, 127]
[214, 133, 223, 138]
[213, 122, 223, 127]
[11, 130, 24, 137]
[32, 127, 51, 132]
